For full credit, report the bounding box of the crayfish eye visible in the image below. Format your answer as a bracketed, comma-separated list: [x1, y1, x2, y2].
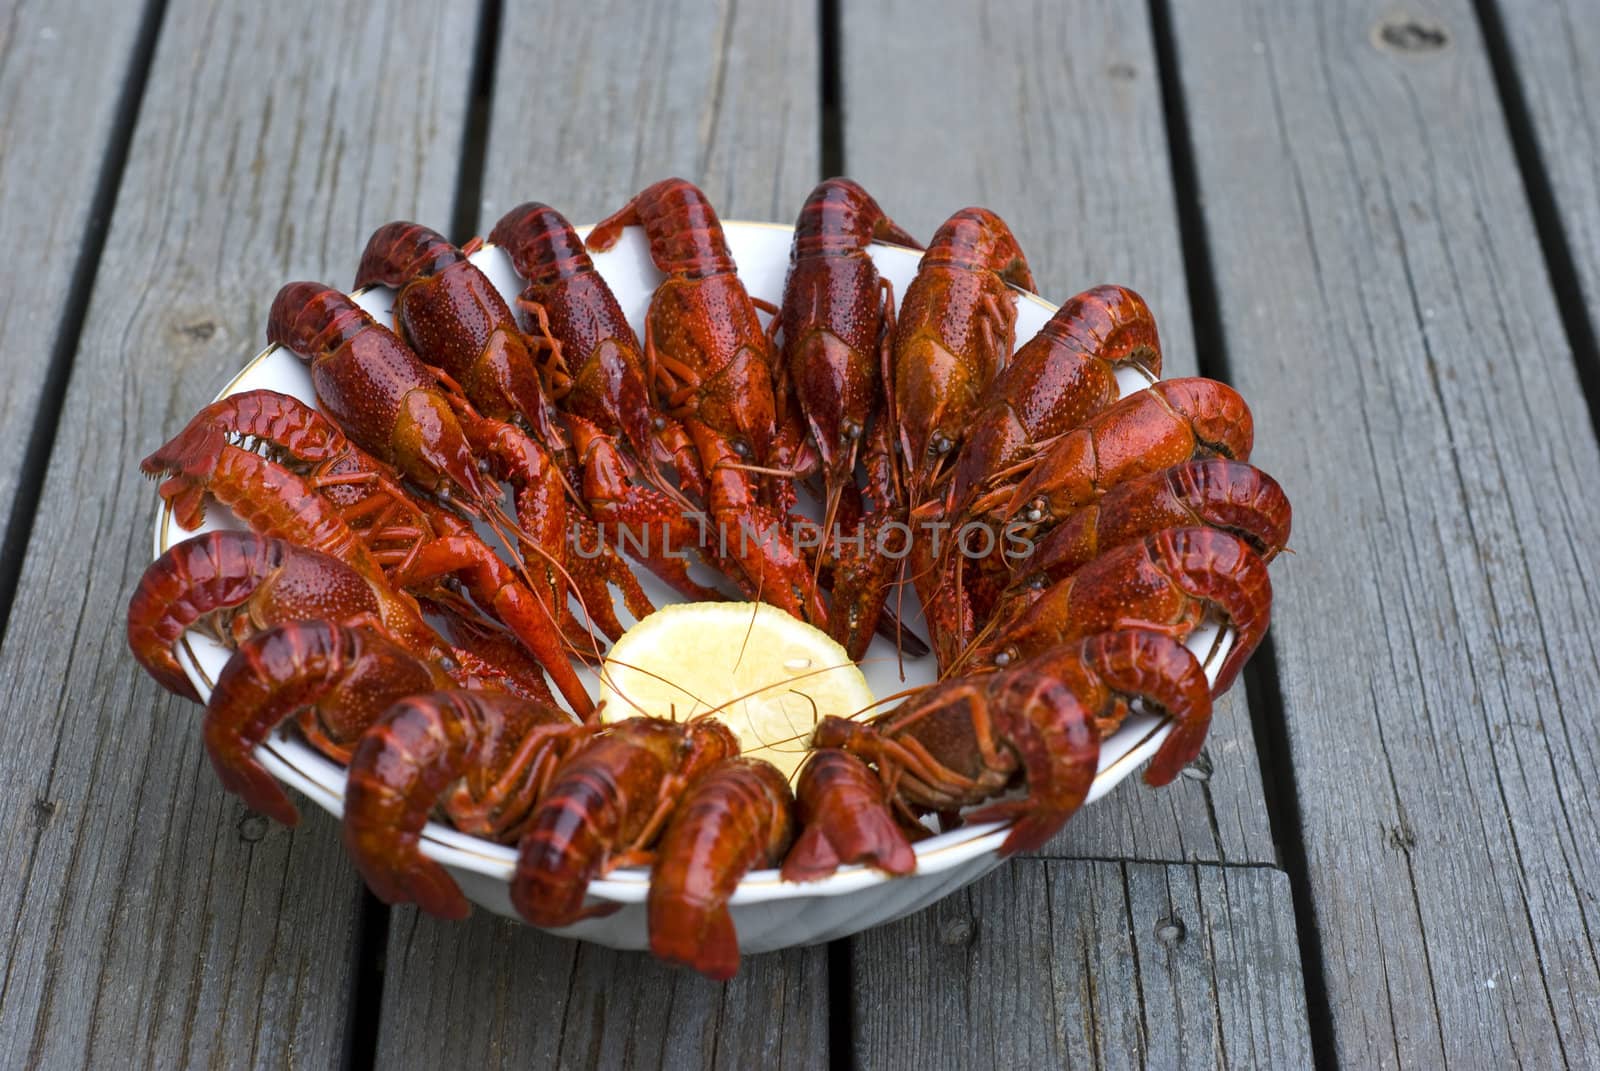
[1027, 573, 1047, 590]
[436, 485, 452, 502]
[842, 421, 863, 442]
[653, 416, 667, 431]
[440, 655, 459, 672]
[1024, 498, 1045, 523]
[477, 458, 491, 473]
[994, 648, 1015, 667]
[732, 439, 752, 458]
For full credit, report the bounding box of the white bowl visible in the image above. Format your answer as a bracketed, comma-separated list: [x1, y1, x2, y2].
[152, 221, 1233, 954]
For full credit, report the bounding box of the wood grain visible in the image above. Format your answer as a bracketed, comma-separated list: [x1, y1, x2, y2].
[0, 1, 479, 1065]
[371, 2, 829, 1066]
[377, 909, 826, 1070]
[840, 0, 1277, 866]
[1171, 0, 1600, 1063]
[9, 0, 1600, 1064]
[850, 860, 1313, 1069]
[477, 0, 821, 228]
[0, 0, 152, 563]
[1485, 0, 1600, 341]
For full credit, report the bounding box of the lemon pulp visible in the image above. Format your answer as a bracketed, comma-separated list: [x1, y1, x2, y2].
[597, 602, 874, 780]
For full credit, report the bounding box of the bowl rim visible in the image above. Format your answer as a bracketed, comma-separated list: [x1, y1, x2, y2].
[153, 219, 1218, 905]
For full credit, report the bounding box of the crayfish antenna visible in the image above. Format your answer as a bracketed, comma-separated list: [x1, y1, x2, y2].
[475, 499, 608, 709]
[941, 607, 1006, 679]
[810, 436, 860, 610]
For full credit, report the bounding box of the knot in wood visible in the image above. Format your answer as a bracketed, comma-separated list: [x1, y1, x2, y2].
[1154, 915, 1187, 944]
[1372, 15, 1450, 54]
[939, 917, 976, 946]
[237, 813, 269, 843]
[177, 319, 218, 342]
[1181, 750, 1213, 782]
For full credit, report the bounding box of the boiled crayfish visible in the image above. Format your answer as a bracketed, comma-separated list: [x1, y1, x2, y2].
[127, 175, 1291, 980]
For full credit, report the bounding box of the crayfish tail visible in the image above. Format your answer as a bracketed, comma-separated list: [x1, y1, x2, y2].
[1145, 716, 1209, 788]
[1152, 527, 1273, 694]
[780, 805, 915, 883]
[778, 824, 843, 882]
[782, 749, 915, 881]
[207, 738, 301, 827]
[402, 862, 472, 921]
[584, 194, 643, 253]
[988, 806, 1069, 857]
[490, 202, 592, 284]
[873, 213, 923, 250]
[649, 902, 742, 982]
[966, 788, 1081, 855]
[157, 475, 210, 529]
[359, 844, 471, 921]
[353, 221, 461, 291]
[127, 530, 289, 703]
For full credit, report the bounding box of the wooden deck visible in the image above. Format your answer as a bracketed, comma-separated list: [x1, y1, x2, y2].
[1, 1, 1596, 1066]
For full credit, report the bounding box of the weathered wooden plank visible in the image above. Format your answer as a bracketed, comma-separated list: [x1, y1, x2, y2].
[476, 0, 821, 229]
[841, 0, 1276, 865]
[850, 860, 1312, 1068]
[559, 940, 823, 1070]
[1171, 0, 1600, 1064]
[0, 1, 480, 1066]
[0, 0, 152, 562]
[373, 2, 829, 1066]
[375, 913, 578, 1068]
[377, 909, 826, 1070]
[1486, 0, 1600, 339]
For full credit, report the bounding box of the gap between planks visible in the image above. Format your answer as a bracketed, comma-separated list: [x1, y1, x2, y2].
[1148, 0, 1343, 1063]
[1471, 0, 1600, 445]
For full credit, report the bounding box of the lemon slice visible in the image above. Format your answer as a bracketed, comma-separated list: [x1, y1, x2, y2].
[597, 602, 873, 779]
